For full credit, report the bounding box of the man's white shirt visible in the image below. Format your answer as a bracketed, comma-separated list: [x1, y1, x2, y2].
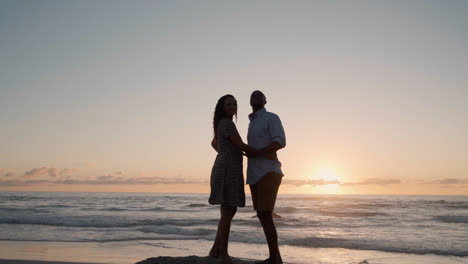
[246, 108, 286, 185]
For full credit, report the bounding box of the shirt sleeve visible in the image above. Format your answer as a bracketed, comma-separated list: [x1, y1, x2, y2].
[220, 119, 239, 138]
[268, 115, 286, 147]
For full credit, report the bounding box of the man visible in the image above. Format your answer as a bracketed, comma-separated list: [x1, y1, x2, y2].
[246, 90, 286, 264]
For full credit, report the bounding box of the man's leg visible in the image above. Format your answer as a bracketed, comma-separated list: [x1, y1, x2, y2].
[254, 173, 283, 264]
[257, 210, 282, 263]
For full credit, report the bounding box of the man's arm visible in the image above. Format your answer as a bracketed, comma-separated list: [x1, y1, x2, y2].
[247, 114, 286, 159]
[246, 141, 282, 160]
[257, 141, 283, 156]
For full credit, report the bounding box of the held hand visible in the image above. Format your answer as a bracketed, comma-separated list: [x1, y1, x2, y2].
[244, 149, 259, 158]
[242, 150, 255, 158]
[243, 149, 277, 160]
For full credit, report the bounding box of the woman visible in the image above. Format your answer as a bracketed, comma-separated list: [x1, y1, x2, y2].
[208, 94, 254, 263]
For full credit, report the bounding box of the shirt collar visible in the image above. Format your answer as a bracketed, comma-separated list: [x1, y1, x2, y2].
[249, 108, 266, 121]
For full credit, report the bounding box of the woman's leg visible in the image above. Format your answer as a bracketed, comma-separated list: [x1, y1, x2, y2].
[209, 218, 221, 257]
[219, 205, 237, 261]
[209, 205, 237, 258]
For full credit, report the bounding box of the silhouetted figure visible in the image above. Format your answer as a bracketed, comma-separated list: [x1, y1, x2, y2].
[246, 91, 286, 264]
[208, 94, 256, 264]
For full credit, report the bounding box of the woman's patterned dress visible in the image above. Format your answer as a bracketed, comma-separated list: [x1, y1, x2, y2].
[209, 118, 245, 207]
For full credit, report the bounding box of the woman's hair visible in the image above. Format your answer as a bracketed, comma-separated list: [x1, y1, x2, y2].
[213, 94, 237, 136]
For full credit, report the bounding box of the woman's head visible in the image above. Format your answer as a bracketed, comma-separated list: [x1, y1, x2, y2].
[213, 94, 237, 135]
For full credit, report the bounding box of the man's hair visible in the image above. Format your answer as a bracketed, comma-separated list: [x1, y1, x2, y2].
[251, 90, 266, 101]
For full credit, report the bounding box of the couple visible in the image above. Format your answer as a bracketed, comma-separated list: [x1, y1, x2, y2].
[208, 91, 286, 264]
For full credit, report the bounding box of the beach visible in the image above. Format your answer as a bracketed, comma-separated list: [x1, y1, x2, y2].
[1, 240, 467, 264]
[0, 192, 467, 264]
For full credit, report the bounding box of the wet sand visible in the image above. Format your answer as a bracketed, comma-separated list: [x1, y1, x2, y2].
[135, 256, 256, 264]
[0, 260, 105, 264]
[1, 240, 465, 264]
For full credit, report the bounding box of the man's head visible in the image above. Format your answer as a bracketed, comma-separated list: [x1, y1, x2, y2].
[250, 90, 266, 111]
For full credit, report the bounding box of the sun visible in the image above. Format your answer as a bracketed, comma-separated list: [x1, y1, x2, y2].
[317, 167, 341, 183]
[311, 166, 343, 194]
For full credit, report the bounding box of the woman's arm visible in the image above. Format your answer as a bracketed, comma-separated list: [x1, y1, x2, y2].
[228, 134, 254, 152]
[211, 137, 218, 152]
[228, 134, 280, 160]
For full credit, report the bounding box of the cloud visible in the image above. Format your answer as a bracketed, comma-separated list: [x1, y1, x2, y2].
[283, 178, 341, 186]
[40, 170, 205, 185]
[96, 175, 122, 181]
[0, 174, 205, 186]
[24, 167, 79, 177]
[341, 178, 401, 186]
[53, 176, 203, 185]
[60, 168, 80, 176]
[282, 177, 402, 187]
[0, 179, 50, 186]
[24, 167, 50, 177]
[0, 169, 15, 177]
[427, 178, 468, 185]
[2, 168, 205, 186]
[440, 178, 463, 184]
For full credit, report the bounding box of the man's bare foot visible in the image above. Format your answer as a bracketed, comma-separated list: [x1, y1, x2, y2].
[270, 255, 283, 264]
[255, 256, 282, 264]
[218, 254, 233, 264]
[209, 247, 220, 258]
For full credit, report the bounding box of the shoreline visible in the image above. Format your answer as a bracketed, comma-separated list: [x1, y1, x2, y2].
[1, 190, 468, 196]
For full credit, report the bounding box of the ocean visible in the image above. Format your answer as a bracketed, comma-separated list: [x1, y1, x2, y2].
[0, 192, 467, 264]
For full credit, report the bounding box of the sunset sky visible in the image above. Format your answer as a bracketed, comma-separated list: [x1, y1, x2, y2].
[1, 0, 467, 195]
